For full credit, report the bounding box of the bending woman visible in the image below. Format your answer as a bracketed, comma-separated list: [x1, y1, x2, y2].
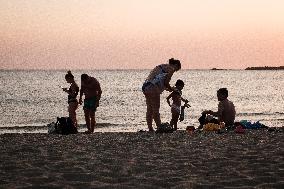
[142, 58, 181, 131]
[63, 71, 79, 127]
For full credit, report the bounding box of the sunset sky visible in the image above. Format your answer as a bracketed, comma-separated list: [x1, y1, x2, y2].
[1, 0, 284, 69]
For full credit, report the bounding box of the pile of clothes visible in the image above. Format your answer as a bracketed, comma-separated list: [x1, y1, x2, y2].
[201, 120, 269, 134]
[237, 120, 268, 129]
[156, 122, 174, 133]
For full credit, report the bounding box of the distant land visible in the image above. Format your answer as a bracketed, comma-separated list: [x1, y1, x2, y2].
[211, 68, 226, 70]
[245, 66, 284, 70]
[210, 66, 284, 70]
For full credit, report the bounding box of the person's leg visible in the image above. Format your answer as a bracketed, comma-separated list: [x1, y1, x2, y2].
[84, 109, 91, 132]
[198, 113, 207, 130]
[170, 109, 180, 131]
[90, 110, 96, 133]
[151, 93, 161, 128]
[68, 102, 78, 127]
[145, 94, 154, 131]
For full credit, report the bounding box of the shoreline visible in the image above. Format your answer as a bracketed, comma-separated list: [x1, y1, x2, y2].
[0, 130, 283, 188]
[0, 120, 283, 134]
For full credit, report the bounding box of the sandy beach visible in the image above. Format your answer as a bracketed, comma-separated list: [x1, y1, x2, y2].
[0, 129, 283, 189]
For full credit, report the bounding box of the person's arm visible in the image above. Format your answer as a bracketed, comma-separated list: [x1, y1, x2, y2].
[63, 88, 69, 94]
[91, 79, 102, 107]
[202, 109, 213, 115]
[79, 85, 84, 105]
[96, 82, 102, 107]
[97, 82, 102, 100]
[166, 93, 173, 106]
[204, 102, 222, 117]
[68, 84, 78, 96]
[164, 70, 175, 91]
[211, 111, 219, 117]
[213, 102, 223, 120]
[181, 97, 189, 104]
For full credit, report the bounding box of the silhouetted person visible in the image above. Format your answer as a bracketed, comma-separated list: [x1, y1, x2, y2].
[62, 71, 79, 127]
[198, 88, 236, 130]
[142, 58, 181, 131]
[79, 74, 102, 133]
[166, 79, 188, 131]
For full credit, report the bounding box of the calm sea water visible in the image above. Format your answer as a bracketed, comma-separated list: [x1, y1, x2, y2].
[0, 70, 283, 133]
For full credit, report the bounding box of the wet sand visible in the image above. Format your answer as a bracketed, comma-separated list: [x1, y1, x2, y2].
[0, 129, 283, 188]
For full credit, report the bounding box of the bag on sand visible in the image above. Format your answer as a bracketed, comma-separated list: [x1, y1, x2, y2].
[48, 117, 78, 135]
[156, 122, 174, 133]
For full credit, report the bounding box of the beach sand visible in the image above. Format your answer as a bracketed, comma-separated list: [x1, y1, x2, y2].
[0, 129, 283, 188]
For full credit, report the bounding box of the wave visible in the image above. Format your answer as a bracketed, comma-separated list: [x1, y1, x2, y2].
[237, 112, 284, 116]
[256, 118, 284, 122]
[0, 123, 121, 131]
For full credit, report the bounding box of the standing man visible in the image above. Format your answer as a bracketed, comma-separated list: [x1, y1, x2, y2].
[79, 73, 102, 133]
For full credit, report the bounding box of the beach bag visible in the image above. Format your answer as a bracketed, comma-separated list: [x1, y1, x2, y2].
[47, 122, 57, 134]
[48, 117, 78, 135]
[156, 122, 174, 133]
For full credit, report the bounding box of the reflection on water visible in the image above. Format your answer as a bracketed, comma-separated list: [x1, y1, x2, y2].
[0, 70, 283, 132]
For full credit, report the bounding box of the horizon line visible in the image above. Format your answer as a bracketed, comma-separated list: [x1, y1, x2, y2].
[1, 66, 283, 72]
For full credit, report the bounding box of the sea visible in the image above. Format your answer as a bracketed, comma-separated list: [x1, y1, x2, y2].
[0, 69, 283, 133]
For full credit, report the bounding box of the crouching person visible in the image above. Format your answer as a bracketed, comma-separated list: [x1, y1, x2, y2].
[198, 88, 236, 130]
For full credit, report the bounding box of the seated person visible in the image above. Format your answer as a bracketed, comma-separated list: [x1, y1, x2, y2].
[198, 88, 236, 130]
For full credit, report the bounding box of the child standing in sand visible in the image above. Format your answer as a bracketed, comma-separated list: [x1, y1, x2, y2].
[166, 80, 188, 131]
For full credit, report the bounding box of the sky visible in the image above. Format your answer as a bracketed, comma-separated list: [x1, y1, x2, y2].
[1, 0, 284, 70]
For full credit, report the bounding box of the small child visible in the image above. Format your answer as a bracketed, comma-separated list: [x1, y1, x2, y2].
[166, 79, 188, 131]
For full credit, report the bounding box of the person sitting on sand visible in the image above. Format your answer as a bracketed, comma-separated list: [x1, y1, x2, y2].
[62, 71, 79, 127]
[198, 88, 236, 130]
[79, 74, 102, 133]
[166, 79, 188, 131]
[142, 58, 181, 131]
